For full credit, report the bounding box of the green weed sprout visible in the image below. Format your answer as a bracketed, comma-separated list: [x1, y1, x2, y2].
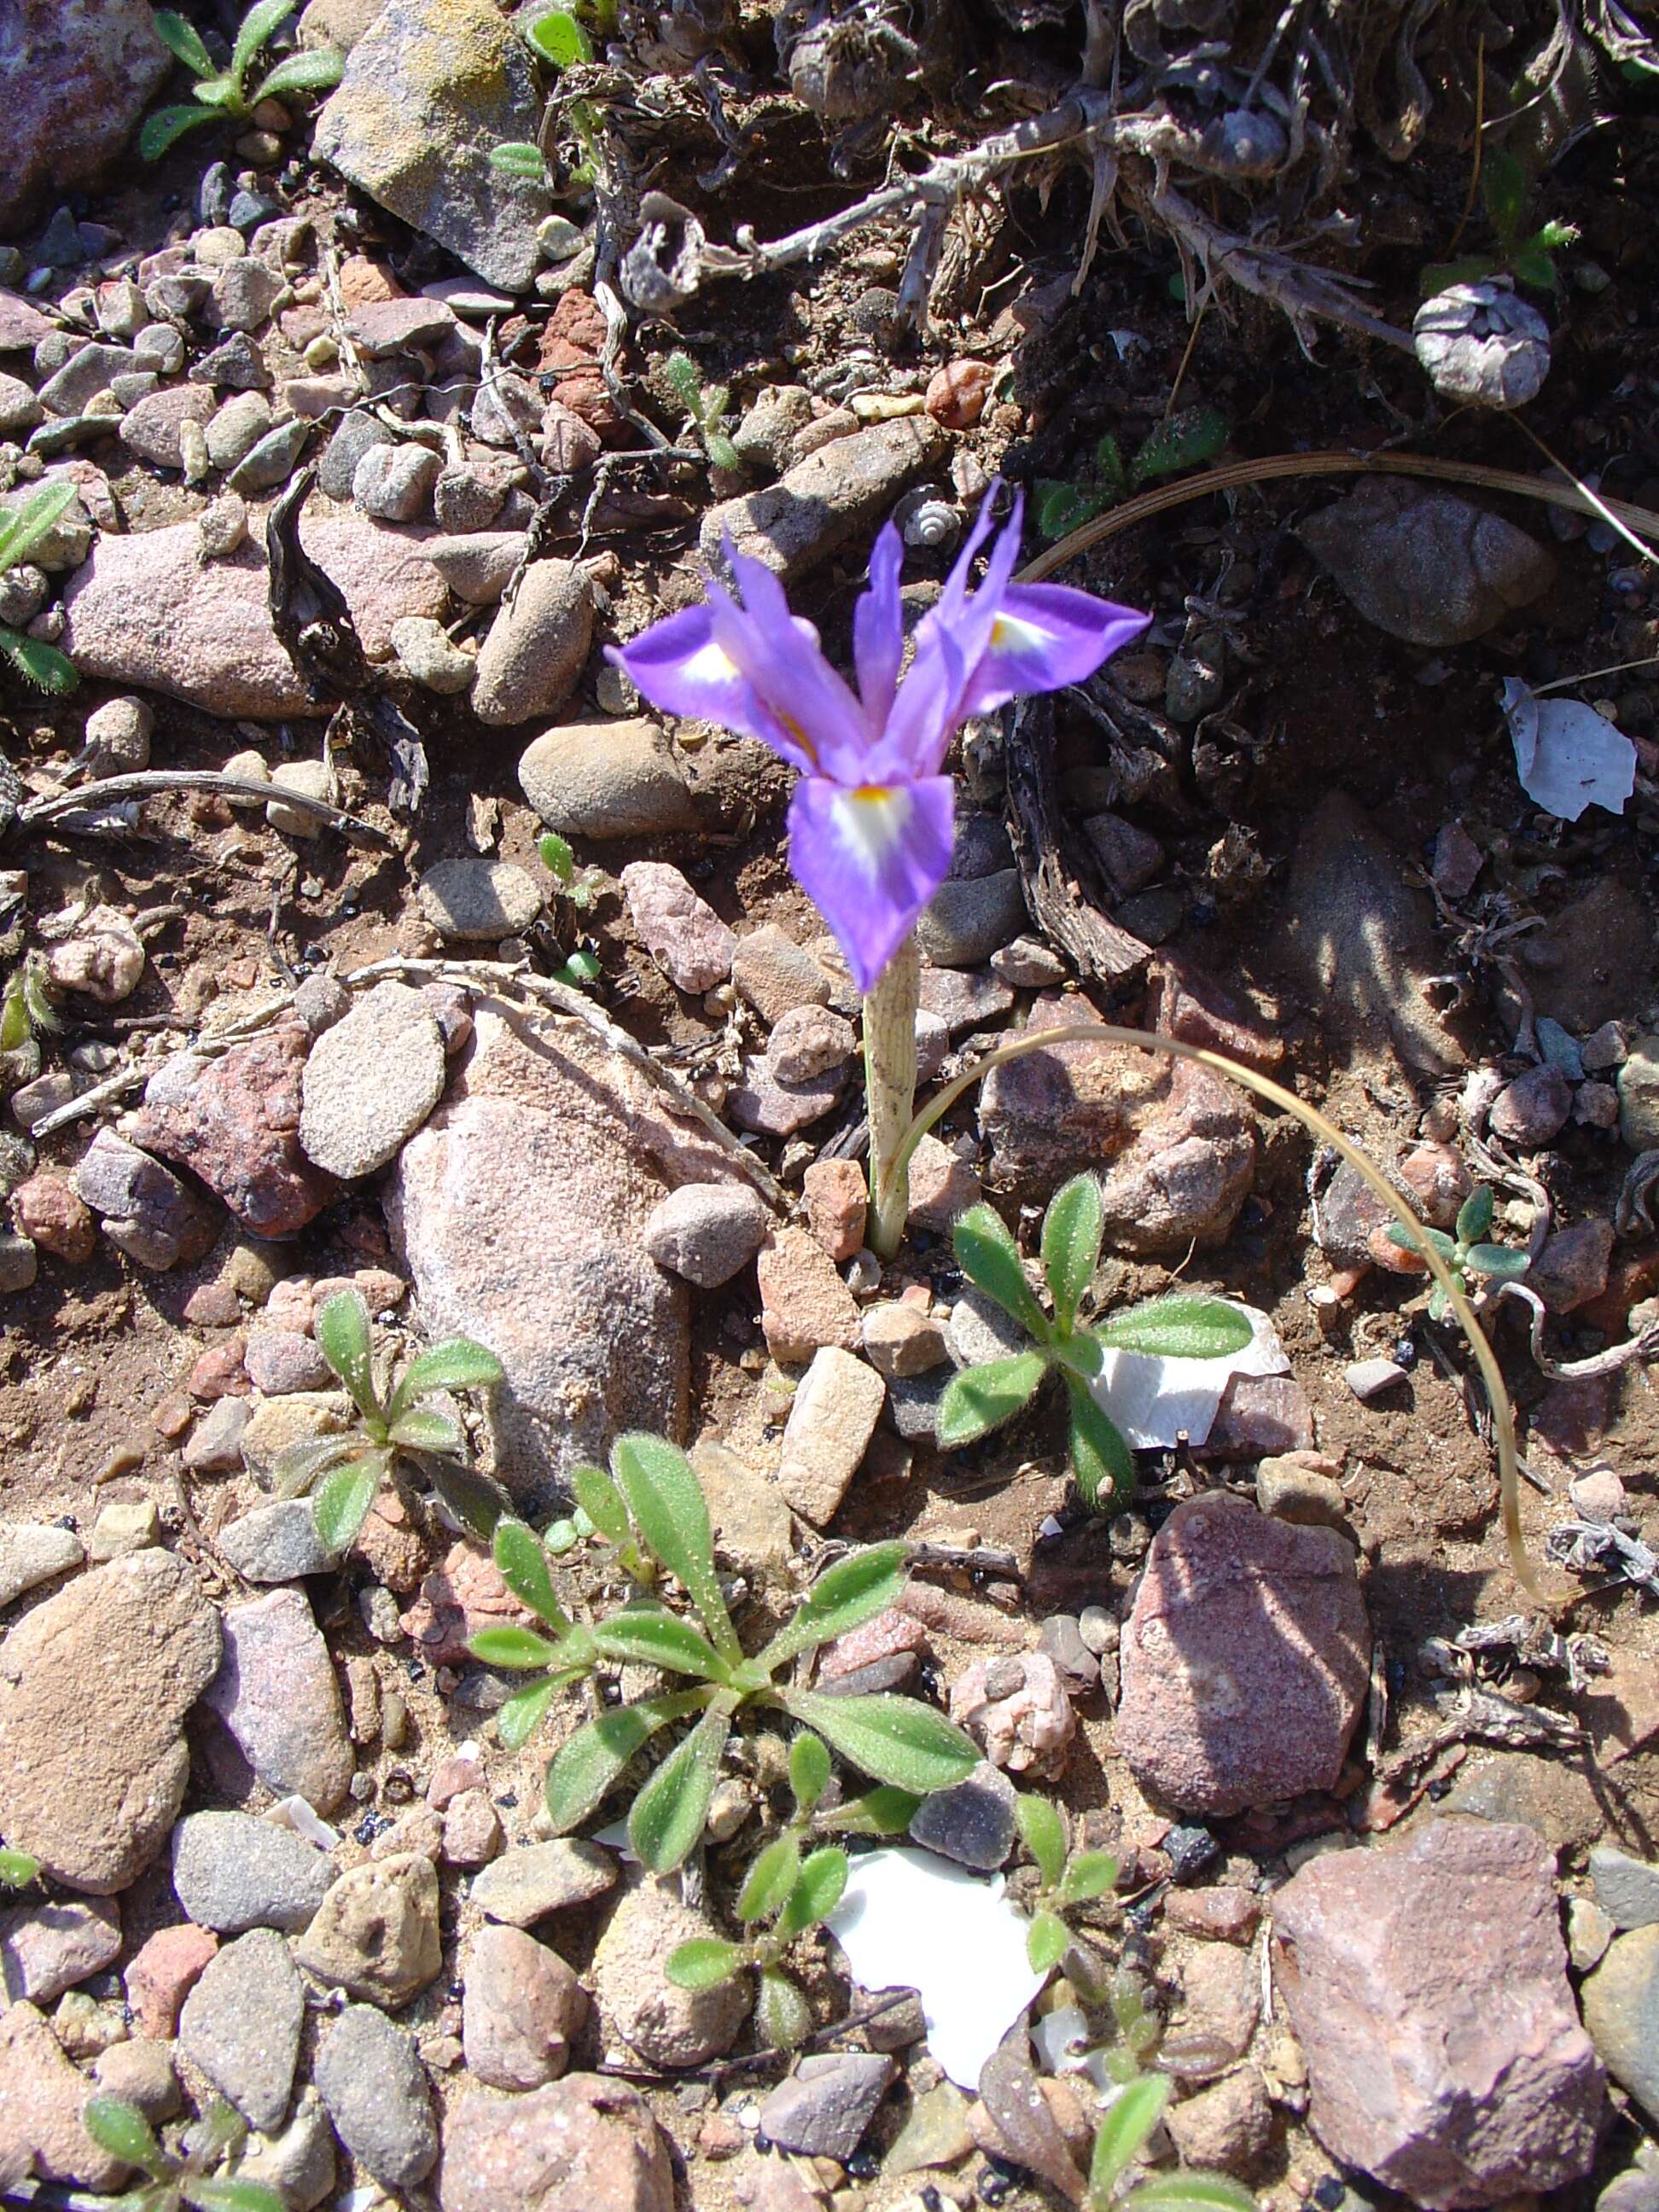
[663, 1734, 847, 2049]
[1016, 1795, 1120, 1973]
[0, 952, 64, 1057]
[1421, 149, 1578, 295]
[81, 2094, 282, 2212]
[142, 0, 343, 160]
[1086, 2073, 1254, 2212]
[0, 483, 79, 695]
[936, 1175, 1253, 1506]
[469, 1431, 978, 1871]
[1035, 409, 1229, 544]
[1383, 1182, 1529, 1322]
[538, 831, 603, 989]
[490, 9, 602, 191]
[0, 1844, 40, 1887]
[662, 352, 742, 474]
[275, 1289, 505, 1556]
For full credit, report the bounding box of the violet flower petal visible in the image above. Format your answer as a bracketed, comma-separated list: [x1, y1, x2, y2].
[960, 583, 1151, 715]
[787, 771, 956, 995]
[606, 606, 778, 743]
[853, 521, 905, 732]
[705, 547, 870, 780]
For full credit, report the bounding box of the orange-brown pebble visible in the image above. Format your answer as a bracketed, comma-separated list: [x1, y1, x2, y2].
[925, 358, 993, 430]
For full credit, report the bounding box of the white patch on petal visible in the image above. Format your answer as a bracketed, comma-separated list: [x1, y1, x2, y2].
[684, 638, 740, 684]
[831, 785, 911, 876]
[989, 610, 1051, 655]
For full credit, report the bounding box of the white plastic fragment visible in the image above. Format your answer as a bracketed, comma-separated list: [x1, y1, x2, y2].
[265, 1795, 338, 1849]
[1086, 1303, 1288, 1449]
[824, 1846, 1046, 2088]
[1501, 678, 1636, 823]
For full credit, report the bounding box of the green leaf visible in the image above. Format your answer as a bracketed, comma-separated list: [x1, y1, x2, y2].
[230, 0, 296, 96]
[1036, 480, 1106, 542]
[1016, 1795, 1068, 1889]
[756, 1967, 812, 2051]
[82, 2098, 168, 2179]
[1042, 1174, 1104, 1332]
[468, 1624, 563, 1670]
[595, 1606, 731, 1681]
[0, 482, 76, 572]
[1094, 433, 1128, 493]
[1125, 2179, 1258, 2212]
[527, 6, 593, 65]
[425, 1455, 510, 1545]
[952, 1203, 1050, 1339]
[153, 9, 216, 73]
[1093, 1295, 1254, 1360]
[313, 1289, 381, 1424]
[497, 1675, 559, 1749]
[610, 1432, 738, 1662]
[1530, 218, 1579, 252]
[1467, 1242, 1530, 1279]
[1419, 254, 1500, 296]
[1455, 1185, 1494, 1243]
[543, 1690, 710, 1831]
[782, 1691, 978, 1794]
[663, 350, 705, 412]
[665, 1936, 744, 1989]
[387, 1407, 464, 1457]
[492, 1517, 571, 1632]
[1481, 147, 1529, 254]
[554, 950, 602, 988]
[387, 1336, 504, 1423]
[0, 632, 78, 695]
[815, 1784, 922, 1836]
[1027, 1908, 1069, 1973]
[706, 430, 742, 474]
[182, 2183, 290, 2212]
[538, 829, 576, 882]
[491, 142, 548, 178]
[1089, 2075, 1170, 2204]
[1130, 406, 1228, 487]
[755, 1541, 908, 1671]
[572, 1461, 632, 1545]
[0, 1846, 39, 1887]
[1057, 1848, 1119, 1906]
[736, 1834, 801, 1923]
[935, 1353, 1049, 1451]
[250, 47, 342, 101]
[312, 1454, 384, 1554]
[270, 1434, 356, 1499]
[1382, 1221, 1458, 1262]
[627, 1698, 732, 1873]
[777, 1844, 847, 1936]
[190, 71, 243, 107]
[789, 1730, 831, 1817]
[1068, 1381, 1134, 1511]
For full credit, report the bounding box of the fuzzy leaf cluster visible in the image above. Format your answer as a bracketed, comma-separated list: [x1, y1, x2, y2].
[1015, 1795, 1120, 1973]
[1421, 149, 1579, 295]
[82, 2093, 283, 2212]
[1035, 410, 1230, 542]
[143, 1, 342, 160]
[0, 483, 79, 694]
[1383, 1182, 1529, 1321]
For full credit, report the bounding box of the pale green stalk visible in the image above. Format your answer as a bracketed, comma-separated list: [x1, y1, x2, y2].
[863, 933, 921, 1260]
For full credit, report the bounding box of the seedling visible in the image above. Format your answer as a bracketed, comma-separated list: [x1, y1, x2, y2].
[0, 483, 79, 694]
[538, 831, 603, 988]
[0, 952, 64, 1055]
[1421, 148, 1578, 294]
[470, 1431, 977, 1870]
[141, 0, 343, 161]
[663, 1734, 847, 2048]
[1086, 2073, 1254, 2212]
[0, 1844, 40, 1887]
[1035, 408, 1230, 543]
[490, 9, 602, 191]
[936, 1175, 1254, 1505]
[276, 1289, 505, 1555]
[1384, 1182, 1529, 1321]
[1015, 1795, 1120, 1972]
[662, 352, 741, 474]
[80, 2094, 283, 2212]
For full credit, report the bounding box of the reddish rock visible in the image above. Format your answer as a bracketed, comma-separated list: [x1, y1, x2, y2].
[399, 1541, 538, 1667]
[801, 1159, 867, 1263]
[11, 1174, 96, 1264]
[438, 2075, 674, 2212]
[818, 1607, 928, 1683]
[1203, 1373, 1315, 1458]
[1115, 1493, 1368, 1814]
[925, 359, 993, 430]
[0, 1999, 129, 2190]
[1397, 1140, 1474, 1230]
[125, 1925, 218, 2036]
[537, 289, 605, 370]
[1162, 1885, 1262, 1943]
[188, 1336, 249, 1400]
[1144, 952, 1284, 1069]
[756, 1227, 860, 1362]
[1528, 1220, 1615, 1314]
[128, 1027, 336, 1238]
[906, 1132, 981, 1233]
[620, 862, 736, 994]
[0, 1896, 121, 2004]
[1272, 1818, 1604, 2208]
[462, 1923, 586, 2089]
[1489, 1065, 1572, 1148]
[0, 0, 168, 234]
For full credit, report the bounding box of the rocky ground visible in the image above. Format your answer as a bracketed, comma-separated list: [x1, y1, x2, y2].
[2, 1, 1659, 2210]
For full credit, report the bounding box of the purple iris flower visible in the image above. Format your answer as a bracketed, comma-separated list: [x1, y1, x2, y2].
[608, 486, 1149, 993]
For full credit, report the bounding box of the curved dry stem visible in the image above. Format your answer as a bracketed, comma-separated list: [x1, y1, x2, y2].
[889, 1022, 1551, 1606]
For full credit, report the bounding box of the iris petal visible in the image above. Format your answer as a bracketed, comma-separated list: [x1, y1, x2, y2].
[853, 521, 905, 733]
[608, 608, 766, 734]
[960, 583, 1150, 714]
[706, 546, 870, 781]
[787, 774, 956, 995]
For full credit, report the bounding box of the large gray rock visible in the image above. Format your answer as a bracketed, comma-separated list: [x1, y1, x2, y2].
[471, 559, 592, 726]
[178, 1929, 304, 2132]
[0, 0, 169, 231]
[203, 1587, 354, 1813]
[314, 2004, 438, 2187]
[1297, 477, 1556, 647]
[387, 1004, 759, 1495]
[519, 718, 699, 841]
[699, 416, 946, 580]
[311, 0, 550, 292]
[170, 1811, 335, 1935]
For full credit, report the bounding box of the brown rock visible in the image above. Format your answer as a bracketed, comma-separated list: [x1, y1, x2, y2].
[802, 1159, 867, 1262]
[1164, 2069, 1273, 2180]
[203, 1586, 353, 1813]
[925, 360, 993, 430]
[0, 0, 168, 232]
[399, 1540, 538, 1665]
[1272, 1818, 1604, 2207]
[294, 1853, 442, 2006]
[0, 2000, 128, 2189]
[949, 1652, 1074, 1779]
[1116, 1494, 1368, 1815]
[462, 1924, 586, 2088]
[127, 1026, 336, 1238]
[756, 1226, 860, 1362]
[1297, 478, 1556, 648]
[1162, 1885, 1262, 1943]
[439, 2075, 674, 2212]
[591, 1881, 748, 2069]
[0, 1897, 121, 2005]
[124, 1924, 218, 2036]
[11, 1173, 96, 1263]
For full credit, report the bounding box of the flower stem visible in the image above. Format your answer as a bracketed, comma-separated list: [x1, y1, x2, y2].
[862, 933, 920, 1261]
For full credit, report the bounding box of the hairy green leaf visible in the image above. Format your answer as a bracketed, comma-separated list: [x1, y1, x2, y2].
[1130, 405, 1229, 487]
[952, 1203, 1050, 1339]
[1125, 2178, 1257, 2212]
[312, 1454, 384, 1554]
[0, 631, 78, 694]
[82, 2097, 168, 2179]
[1383, 1221, 1458, 1263]
[490, 141, 548, 177]
[572, 1460, 631, 1545]
[468, 1624, 564, 1670]
[707, 429, 742, 473]
[1094, 1295, 1254, 1360]
[251, 47, 342, 101]
[492, 1517, 571, 1632]
[979, 2041, 1085, 2203]
[543, 1691, 710, 1831]
[1067, 1382, 1134, 1511]
[538, 828, 576, 881]
[1057, 1849, 1119, 1906]
[182, 2181, 290, 2212]
[313, 1289, 380, 1424]
[935, 1353, 1049, 1451]
[1481, 147, 1529, 253]
[497, 1675, 559, 1750]
[387, 1407, 464, 1457]
[736, 1834, 800, 1923]
[1027, 1908, 1069, 1973]
[527, 6, 593, 65]
[1042, 1174, 1104, 1333]
[789, 1729, 831, 1817]
[1530, 218, 1579, 252]
[0, 1846, 40, 1887]
[1094, 433, 1128, 493]
[1016, 1795, 1068, 1889]
[595, 1606, 731, 1681]
[1466, 1241, 1529, 1279]
[777, 1844, 848, 1937]
[139, 102, 218, 158]
[663, 350, 705, 412]
[387, 1336, 504, 1423]
[782, 1691, 978, 1794]
[1036, 480, 1108, 542]
[756, 1967, 812, 2051]
[628, 1698, 733, 1872]
[1089, 2075, 1170, 2204]
[0, 481, 77, 572]
[1455, 1185, 1494, 1244]
[230, 0, 296, 96]
[153, 9, 216, 73]
[815, 1784, 922, 1836]
[755, 1541, 908, 1671]
[665, 1936, 744, 1989]
[611, 1432, 737, 1661]
[270, 1434, 356, 1499]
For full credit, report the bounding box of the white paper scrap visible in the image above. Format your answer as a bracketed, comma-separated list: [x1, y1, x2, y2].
[1086, 1302, 1287, 1450]
[824, 1847, 1046, 2089]
[1502, 678, 1636, 823]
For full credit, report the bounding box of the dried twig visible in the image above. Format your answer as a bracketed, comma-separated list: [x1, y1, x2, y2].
[1481, 1278, 1659, 1381]
[16, 771, 393, 847]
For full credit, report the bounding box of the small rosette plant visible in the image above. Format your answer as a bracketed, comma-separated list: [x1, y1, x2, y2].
[276, 1289, 505, 1555]
[1015, 1794, 1120, 1973]
[81, 2093, 282, 2212]
[469, 1432, 978, 1871]
[0, 482, 79, 695]
[1383, 1182, 1529, 1322]
[143, 0, 343, 160]
[937, 1175, 1254, 1505]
